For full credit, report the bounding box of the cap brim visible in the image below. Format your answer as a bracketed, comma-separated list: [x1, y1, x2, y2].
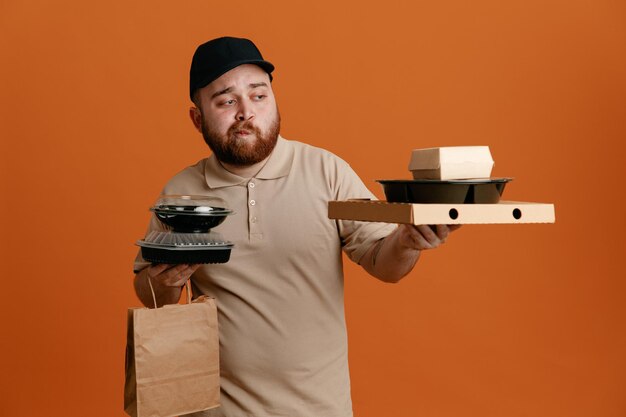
[191, 59, 275, 99]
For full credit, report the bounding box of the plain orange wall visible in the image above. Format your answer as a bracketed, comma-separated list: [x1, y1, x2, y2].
[1, 1, 625, 416]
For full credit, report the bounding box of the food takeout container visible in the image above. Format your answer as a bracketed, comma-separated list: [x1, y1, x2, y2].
[137, 231, 233, 264]
[377, 178, 512, 204]
[150, 195, 233, 233]
[409, 146, 494, 180]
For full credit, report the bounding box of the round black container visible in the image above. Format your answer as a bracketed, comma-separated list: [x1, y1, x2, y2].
[151, 206, 232, 233]
[377, 178, 512, 204]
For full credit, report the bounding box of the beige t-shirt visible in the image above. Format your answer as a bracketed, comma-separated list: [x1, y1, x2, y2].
[135, 137, 395, 417]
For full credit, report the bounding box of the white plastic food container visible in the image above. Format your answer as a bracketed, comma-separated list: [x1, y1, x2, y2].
[408, 146, 494, 180]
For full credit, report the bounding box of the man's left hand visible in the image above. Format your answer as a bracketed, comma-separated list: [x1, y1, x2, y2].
[396, 224, 462, 251]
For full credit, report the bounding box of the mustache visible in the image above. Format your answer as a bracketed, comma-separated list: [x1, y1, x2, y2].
[228, 121, 260, 135]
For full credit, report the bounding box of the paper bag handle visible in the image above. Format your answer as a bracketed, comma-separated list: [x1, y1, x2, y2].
[147, 275, 192, 309]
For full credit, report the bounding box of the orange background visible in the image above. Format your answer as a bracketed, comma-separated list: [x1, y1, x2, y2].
[1, 1, 625, 416]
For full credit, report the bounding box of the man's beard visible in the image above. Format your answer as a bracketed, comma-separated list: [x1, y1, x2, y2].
[201, 112, 281, 167]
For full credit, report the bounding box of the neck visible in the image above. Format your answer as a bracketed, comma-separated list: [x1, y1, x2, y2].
[219, 155, 272, 178]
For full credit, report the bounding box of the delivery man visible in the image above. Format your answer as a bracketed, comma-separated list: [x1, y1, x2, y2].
[133, 36, 460, 417]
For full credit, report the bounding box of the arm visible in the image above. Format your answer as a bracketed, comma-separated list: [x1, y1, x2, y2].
[134, 263, 200, 308]
[359, 224, 461, 283]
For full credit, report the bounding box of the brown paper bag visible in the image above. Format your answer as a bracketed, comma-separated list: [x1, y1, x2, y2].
[124, 281, 220, 417]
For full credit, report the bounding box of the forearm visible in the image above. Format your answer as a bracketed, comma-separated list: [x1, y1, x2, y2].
[360, 227, 421, 283]
[134, 267, 183, 308]
[360, 223, 460, 283]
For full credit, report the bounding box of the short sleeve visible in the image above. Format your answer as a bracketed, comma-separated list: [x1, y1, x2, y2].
[332, 159, 396, 264]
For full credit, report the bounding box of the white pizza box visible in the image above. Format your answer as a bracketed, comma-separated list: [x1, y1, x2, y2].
[409, 146, 494, 180]
[328, 200, 555, 225]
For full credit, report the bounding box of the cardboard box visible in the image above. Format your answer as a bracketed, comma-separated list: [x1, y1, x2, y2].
[409, 146, 494, 180]
[328, 200, 555, 225]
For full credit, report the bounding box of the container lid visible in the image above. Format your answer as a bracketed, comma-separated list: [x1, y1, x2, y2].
[150, 195, 232, 215]
[137, 230, 233, 249]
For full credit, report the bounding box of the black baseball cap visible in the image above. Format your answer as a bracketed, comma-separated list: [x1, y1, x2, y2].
[189, 36, 275, 100]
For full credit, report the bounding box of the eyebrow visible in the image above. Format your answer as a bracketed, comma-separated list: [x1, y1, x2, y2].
[211, 87, 233, 99]
[211, 82, 269, 99]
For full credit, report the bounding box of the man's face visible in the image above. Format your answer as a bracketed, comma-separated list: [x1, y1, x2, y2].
[192, 64, 280, 167]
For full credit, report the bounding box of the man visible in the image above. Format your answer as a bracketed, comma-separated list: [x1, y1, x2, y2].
[134, 36, 459, 417]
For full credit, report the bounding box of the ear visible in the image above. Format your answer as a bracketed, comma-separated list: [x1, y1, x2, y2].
[189, 107, 203, 133]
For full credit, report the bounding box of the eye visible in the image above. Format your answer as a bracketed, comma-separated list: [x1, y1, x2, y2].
[220, 99, 236, 106]
[253, 94, 266, 101]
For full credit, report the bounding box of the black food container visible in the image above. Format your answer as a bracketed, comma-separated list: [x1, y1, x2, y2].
[137, 231, 233, 264]
[138, 243, 233, 264]
[377, 178, 513, 204]
[150, 195, 233, 233]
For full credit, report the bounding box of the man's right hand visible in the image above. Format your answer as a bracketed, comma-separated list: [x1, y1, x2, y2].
[147, 263, 201, 288]
[135, 263, 201, 308]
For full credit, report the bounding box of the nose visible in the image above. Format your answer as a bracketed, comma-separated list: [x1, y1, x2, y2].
[235, 99, 254, 122]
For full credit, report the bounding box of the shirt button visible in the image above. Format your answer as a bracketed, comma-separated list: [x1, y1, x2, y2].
[249, 200, 256, 206]
[248, 182, 255, 188]
[251, 216, 257, 223]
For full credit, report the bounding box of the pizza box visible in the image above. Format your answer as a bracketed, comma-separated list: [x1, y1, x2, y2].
[328, 200, 555, 225]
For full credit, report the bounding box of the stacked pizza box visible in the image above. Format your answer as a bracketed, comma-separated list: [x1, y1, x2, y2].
[328, 146, 555, 225]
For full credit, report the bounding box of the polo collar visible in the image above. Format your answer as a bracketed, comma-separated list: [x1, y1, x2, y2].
[204, 136, 294, 189]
